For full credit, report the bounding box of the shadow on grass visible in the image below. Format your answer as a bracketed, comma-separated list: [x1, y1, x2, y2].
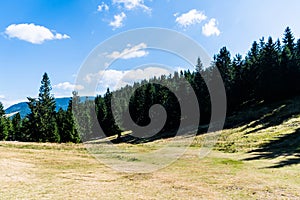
[225, 96, 300, 132]
[243, 104, 299, 135]
[111, 129, 191, 144]
[244, 128, 300, 168]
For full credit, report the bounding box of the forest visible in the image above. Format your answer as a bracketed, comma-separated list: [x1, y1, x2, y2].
[0, 27, 299, 143]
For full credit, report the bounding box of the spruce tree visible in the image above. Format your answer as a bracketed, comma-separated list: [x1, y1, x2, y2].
[66, 98, 81, 143]
[27, 73, 60, 142]
[214, 47, 232, 90]
[12, 113, 22, 141]
[0, 102, 4, 116]
[0, 102, 8, 140]
[283, 27, 295, 54]
[56, 108, 66, 142]
[56, 92, 80, 143]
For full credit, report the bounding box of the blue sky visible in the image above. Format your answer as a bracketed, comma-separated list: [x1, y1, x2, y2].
[1, 0, 300, 108]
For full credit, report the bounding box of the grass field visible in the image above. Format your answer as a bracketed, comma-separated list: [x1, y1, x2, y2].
[1, 140, 299, 199]
[1, 97, 300, 199]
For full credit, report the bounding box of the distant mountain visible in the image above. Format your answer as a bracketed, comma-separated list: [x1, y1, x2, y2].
[5, 97, 95, 118]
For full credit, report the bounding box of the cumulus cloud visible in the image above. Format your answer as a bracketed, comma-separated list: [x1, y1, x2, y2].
[53, 82, 84, 91]
[97, 2, 109, 12]
[88, 70, 125, 92]
[84, 67, 172, 94]
[202, 18, 221, 37]
[121, 67, 171, 84]
[109, 12, 126, 29]
[4, 23, 70, 44]
[175, 9, 207, 27]
[0, 95, 5, 99]
[113, 0, 151, 12]
[106, 43, 149, 60]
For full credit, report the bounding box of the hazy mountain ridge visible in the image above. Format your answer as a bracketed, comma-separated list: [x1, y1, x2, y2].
[5, 97, 95, 118]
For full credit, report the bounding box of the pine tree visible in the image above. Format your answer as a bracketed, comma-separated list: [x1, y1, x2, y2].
[195, 57, 204, 74]
[0, 102, 8, 140]
[103, 89, 122, 139]
[283, 27, 295, 54]
[0, 102, 4, 116]
[6, 118, 13, 141]
[27, 73, 60, 142]
[56, 108, 66, 142]
[71, 91, 90, 141]
[257, 37, 281, 101]
[26, 97, 40, 141]
[194, 57, 205, 92]
[193, 57, 210, 124]
[231, 54, 245, 106]
[12, 113, 22, 141]
[214, 47, 232, 90]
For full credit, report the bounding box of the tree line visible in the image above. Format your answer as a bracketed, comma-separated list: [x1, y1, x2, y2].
[0, 27, 299, 143]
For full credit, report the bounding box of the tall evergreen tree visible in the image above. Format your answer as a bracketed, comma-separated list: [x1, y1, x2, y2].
[56, 108, 66, 142]
[214, 47, 232, 90]
[256, 37, 281, 101]
[0, 102, 4, 116]
[283, 27, 295, 54]
[103, 89, 122, 138]
[0, 102, 8, 140]
[27, 73, 60, 142]
[66, 98, 81, 143]
[195, 57, 204, 73]
[12, 113, 22, 141]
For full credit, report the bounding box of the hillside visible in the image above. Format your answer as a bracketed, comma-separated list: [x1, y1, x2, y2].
[191, 95, 300, 168]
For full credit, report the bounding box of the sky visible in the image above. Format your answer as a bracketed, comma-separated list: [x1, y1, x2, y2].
[1, 0, 300, 108]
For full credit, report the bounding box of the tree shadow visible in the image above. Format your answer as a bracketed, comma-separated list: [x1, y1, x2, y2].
[111, 131, 176, 144]
[111, 127, 197, 144]
[244, 128, 300, 168]
[268, 155, 300, 168]
[243, 104, 299, 135]
[224, 96, 300, 131]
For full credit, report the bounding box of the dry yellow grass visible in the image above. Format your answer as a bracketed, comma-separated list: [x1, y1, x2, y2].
[0, 141, 299, 200]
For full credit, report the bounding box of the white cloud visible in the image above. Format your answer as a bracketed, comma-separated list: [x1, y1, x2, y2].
[53, 82, 84, 91]
[98, 70, 125, 92]
[106, 43, 149, 60]
[121, 67, 171, 84]
[0, 98, 27, 109]
[84, 67, 172, 94]
[0, 95, 5, 99]
[202, 18, 221, 37]
[84, 71, 106, 84]
[109, 12, 126, 29]
[97, 2, 109, 12]
[175, 9, 207, 27]
[4, 23, 70, 44]
[113, 0, 151, 12]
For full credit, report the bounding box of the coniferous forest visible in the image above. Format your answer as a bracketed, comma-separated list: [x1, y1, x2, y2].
[0, 27, 299, 143]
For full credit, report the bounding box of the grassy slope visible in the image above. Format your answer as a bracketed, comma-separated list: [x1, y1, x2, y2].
[1, 142, 300, 199]
[213, 96, 300, 155]
[0, 96, 300, 199]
